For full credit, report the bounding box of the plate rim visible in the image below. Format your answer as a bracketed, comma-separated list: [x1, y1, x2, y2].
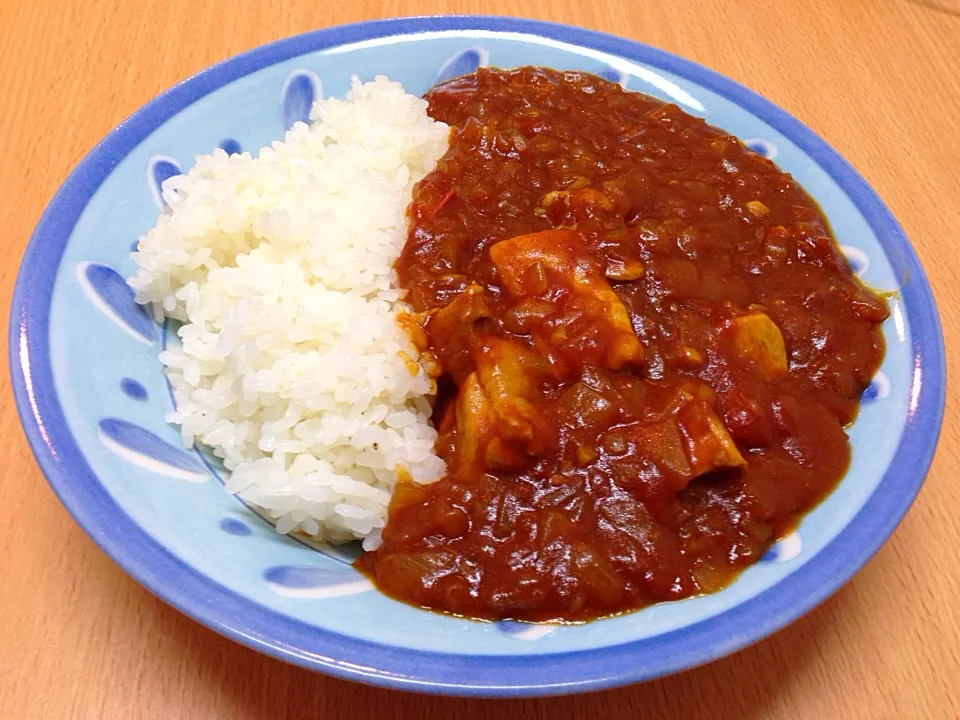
[8, 14, 946, 697]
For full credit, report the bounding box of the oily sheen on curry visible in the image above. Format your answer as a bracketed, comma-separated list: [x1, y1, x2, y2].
[356, 67, 888, 622]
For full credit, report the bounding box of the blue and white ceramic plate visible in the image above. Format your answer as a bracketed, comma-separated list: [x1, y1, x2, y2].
[9, 16, 945, 696]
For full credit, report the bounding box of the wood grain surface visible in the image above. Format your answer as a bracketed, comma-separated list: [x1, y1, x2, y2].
[1, 1, 958, 717]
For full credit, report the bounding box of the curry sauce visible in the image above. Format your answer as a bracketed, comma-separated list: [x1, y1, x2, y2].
[355, 67, 887, 622]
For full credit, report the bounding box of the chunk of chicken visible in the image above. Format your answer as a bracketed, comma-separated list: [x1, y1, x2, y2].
[454, 371, 527, 476]
[731, 311, 788, 379]
[474, 337, 552, 455]
[427, 285, 491, 380]
[676, 396, 745, 477]
[454, 372, 498, 478]
[489, 230, 644, 372]
[631, 389, 745, 490]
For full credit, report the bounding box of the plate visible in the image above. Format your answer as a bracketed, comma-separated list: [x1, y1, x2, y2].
[9, 15, 945, 696]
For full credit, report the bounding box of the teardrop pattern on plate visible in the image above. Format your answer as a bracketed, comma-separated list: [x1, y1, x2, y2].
[597, 66, 629, 88]
[219, 138, 242, 156]
[120, 377, 148, 400]
[264, 565, 373, 598]
[839, 244, 869, 276]
[281, 69, 322, 130]
[147, 154, 182, 207]
[433, 47, 490, 86]
[498, 620, 558, 641]
[76, 262, 157, 345]
[862, 370, 890, 403]
[98, 418, 208, 482]
[744, 138, 778, 160]
[219, 518, 253, 536]
[761, 530, 802, 562]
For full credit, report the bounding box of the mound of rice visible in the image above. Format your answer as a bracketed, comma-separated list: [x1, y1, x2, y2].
[128, 77, 450, 548]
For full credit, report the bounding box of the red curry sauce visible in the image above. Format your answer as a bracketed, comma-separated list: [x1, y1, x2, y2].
[355, 67, 888, 622]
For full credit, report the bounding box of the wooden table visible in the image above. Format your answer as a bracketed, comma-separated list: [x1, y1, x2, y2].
[2, 1, 958, 717]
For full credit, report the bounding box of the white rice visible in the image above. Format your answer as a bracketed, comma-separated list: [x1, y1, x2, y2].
[128, 77, 450, 548]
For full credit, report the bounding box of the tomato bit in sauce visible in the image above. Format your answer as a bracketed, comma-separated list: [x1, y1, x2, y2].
[355, 67, 888, 623]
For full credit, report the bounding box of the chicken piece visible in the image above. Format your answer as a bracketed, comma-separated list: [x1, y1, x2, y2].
[489, 230, 644, 372]
[454, 372, 498, 478]
[427, 285, 491, 380]
[454, 370, 528, 475]
[483, 436, 528, 471]
[474, 337, 552, 455]
[676, 397, 745, 477]
[730, 311, 788, 379]
[631, 389, 745, 490]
